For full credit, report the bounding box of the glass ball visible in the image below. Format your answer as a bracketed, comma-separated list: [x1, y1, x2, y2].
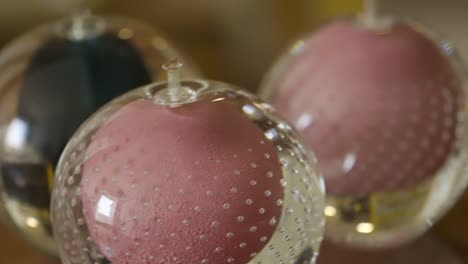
[260, 17, 468, 248]
[50, 64, 325, 264]
[0, 11, 199, 255]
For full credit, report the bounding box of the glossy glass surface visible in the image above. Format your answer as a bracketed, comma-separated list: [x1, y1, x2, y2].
[0, 12, 199, 255]
[51, 78, 325, 263]
[260, 18, 468, 248]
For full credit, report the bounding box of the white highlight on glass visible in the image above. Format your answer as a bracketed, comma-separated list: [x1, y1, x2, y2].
[356, 222, 374, 234]
[342, 152, 357, 173]
[25, 217, 39, 228]
[295, 113, 313, 131]
[95, 194, 117, 224]
[5, 118, 28, 150]
[324, 206, 337, 217]
[265, 129, 279, 140]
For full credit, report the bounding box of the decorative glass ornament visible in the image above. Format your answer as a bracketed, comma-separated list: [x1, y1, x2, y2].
[50, 61, 325, 264]
[260, 0, 468, 248]
[0, 11, 199, 255]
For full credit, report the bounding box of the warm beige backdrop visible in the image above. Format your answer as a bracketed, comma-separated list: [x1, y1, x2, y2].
[0, 0, 467, 263]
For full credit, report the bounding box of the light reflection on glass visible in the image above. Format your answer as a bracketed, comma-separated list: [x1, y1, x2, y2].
[4, 118, 29, 150]
[291, 40, 305, 54]
[342, 152, 357, 173]
[295, 113, 313, 131]
[242, 104, 264, 120]
[356, 222, 374, 234]
[265, 128, 279, 141]
[118, 28, 134, 40]
[95, 194, 117, 225]
[212, 97, 226, 102]
[324, 205, 337, 217]
[152, 36, 168, 50]
[25, 216, 39, 228]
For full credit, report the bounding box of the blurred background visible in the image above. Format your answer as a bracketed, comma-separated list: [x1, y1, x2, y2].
[0, 0, 467, 263]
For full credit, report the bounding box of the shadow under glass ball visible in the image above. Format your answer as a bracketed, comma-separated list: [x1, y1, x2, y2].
[0, 14, 196, 255]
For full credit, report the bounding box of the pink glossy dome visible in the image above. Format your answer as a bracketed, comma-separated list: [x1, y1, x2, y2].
[81, 99, 284, 263]
[266, 20, 460, 196]
[51, 77, 325, 263]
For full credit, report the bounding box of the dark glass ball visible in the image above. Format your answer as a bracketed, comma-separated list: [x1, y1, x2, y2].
[0, 12, 199, 255]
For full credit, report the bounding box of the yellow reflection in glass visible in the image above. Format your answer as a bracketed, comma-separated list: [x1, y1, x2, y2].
[25, 217, 39, 228]
[324, 205, 337, 217]
[356, 222, 374, 233]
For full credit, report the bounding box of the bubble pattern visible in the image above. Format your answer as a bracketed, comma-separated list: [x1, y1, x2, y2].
[260, 18, 468, 248]
[81, 99, 285, 264]
[51, 83, 325, 264]
[264, 20, 462, 196]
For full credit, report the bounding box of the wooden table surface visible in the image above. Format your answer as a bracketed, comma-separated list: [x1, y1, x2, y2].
[435, 189, 468, 260]
[0, 191, 467, 263]
[0, 222, 60, 264]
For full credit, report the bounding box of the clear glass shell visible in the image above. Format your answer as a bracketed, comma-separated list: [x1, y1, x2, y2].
[0, 12, 199, 255]
[260, 17, 468, 248]
[50, 78, 325, 264]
